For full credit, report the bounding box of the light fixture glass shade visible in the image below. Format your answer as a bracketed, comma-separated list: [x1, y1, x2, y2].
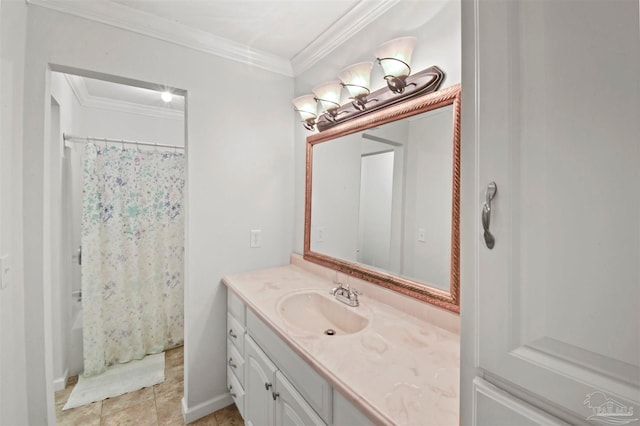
[338, 62, 373, 98]
[375, 36, 417, 78]
[312, 81, 342, 112]
[292, 94, 318, 121]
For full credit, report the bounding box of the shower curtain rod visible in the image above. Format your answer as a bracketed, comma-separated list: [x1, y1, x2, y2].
[63, 133, 184, 150]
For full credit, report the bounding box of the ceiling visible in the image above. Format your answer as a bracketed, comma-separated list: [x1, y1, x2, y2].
[35, 0, 400, 113]
[30, 0, 400, 77]
[63, 73, 185, 120]
[110, 0, 360, 61]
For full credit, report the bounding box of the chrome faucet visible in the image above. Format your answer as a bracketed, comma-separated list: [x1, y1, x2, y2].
[330, 282, 360, 307]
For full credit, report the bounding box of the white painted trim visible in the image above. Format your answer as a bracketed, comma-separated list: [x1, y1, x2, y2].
[181, 393, 233, 424]
[27, 0, 293, 77]
[62, 73, 183, 121]
[472, 377, 568, 425]
[27, 0, 397, 78]
[62, 73, 88, 106]
[290, 0, 402, 76]
[53, 368, 69, 392]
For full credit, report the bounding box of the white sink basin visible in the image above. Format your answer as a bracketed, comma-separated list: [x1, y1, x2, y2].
[277, 291, 369, 336]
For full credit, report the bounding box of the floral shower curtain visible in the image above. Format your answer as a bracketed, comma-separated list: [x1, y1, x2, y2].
[81, 143, 185, 376]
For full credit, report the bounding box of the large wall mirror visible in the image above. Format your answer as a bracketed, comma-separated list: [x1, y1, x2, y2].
[304, 84, 461, 312]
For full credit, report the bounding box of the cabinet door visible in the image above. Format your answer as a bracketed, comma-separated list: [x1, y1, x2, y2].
[274, 371, 326, 426]
[465, 0, 640, 423]
[473, 378, 567, 426]
[245, 336, 278, 426]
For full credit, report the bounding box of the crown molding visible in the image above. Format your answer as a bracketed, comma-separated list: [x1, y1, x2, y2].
[290, 0, 402, 76]
[28, 0, 399, 79]
[27, 0, 294, 77]
[63, 74, 184, 121]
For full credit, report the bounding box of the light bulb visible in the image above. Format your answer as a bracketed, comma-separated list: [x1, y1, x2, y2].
[375, 36, 417, 78]
[338, 62, 373, 98]
[161, 91, 173, 103]
[312, 81, 342, 113]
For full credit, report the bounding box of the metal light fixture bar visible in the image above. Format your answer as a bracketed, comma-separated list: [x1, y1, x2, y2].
[376, 57, 412, 94]
[316, 65, 445, 132]
[339, 83, 372, 111]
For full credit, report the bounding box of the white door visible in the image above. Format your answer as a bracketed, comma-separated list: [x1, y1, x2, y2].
[245, 337, 278, 426]
[274, 371, 325, 426]
[462, 0, 640, 424]
[357, 150, 394, 268]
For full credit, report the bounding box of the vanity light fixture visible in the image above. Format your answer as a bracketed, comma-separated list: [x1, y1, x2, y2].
[375, 36, 417, 94]
[293, 36, 445, 132]
[312, 81, 343, 122]
[161, 91, 173, 103]
[292, 94, 319, 131]
[338, 61, 373, 111]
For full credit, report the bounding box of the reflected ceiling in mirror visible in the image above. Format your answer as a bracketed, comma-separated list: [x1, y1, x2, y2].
[304, 84, 461, 312]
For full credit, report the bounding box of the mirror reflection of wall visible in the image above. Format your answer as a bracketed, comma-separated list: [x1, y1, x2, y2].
[403, 105, 454, 289]
[310, 103, 454, 291]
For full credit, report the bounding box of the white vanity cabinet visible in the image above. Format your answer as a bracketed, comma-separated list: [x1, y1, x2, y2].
[245, 336, 278, 426]
[243, 310, 330, 426]
[226, 289, 374, 426]
[332, 391, 374, 426]
[226, 290, 246, 418]
[245, 335, 325, 426]
[275, 370, 326, 426]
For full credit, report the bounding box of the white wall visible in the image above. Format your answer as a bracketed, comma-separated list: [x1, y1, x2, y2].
[293, 0, 461, 254]
[50, 70, 85, 389]
[83, 106, 184, 147]
[0, 0, 29, 424]
[310, 132, 362, 262]
[22, 5, 294, 425]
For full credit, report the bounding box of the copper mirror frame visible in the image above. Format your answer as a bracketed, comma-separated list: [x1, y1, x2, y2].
[304, 84, 461, 313]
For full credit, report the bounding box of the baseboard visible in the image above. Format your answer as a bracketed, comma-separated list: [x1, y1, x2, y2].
[53, 368, 69, 392]
[181, 392, 233, 424]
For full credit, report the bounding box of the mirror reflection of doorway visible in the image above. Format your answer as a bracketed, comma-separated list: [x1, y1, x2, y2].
[357, 150, 394, 270]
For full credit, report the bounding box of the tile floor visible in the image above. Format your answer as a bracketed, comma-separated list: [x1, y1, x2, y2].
[55, 346, 244, 425]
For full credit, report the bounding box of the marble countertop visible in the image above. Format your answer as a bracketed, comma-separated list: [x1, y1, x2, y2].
[222, 263, 459, 426]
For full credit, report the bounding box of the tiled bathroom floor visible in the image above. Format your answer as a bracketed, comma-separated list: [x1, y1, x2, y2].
[55, 346, 244, 425]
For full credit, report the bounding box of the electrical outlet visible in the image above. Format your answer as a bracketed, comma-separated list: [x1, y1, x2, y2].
[316, 227, 325, 242]
[0, 255, 10, 290]
[250, 230, 262, 248]
[417, 228, 426, 242]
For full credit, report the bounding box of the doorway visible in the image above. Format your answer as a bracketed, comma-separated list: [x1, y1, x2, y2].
[46, 69, 187, 422]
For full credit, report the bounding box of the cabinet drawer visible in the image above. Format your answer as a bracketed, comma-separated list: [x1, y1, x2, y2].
[227, 366, 245, 419]
[227, 338, 245, 387]
[247, 309, 332, 424]
[227, 313, 245, 354]
[227, 289, 246, 326]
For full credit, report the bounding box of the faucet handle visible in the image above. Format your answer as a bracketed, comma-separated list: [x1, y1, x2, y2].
[330, 281, 344, 295]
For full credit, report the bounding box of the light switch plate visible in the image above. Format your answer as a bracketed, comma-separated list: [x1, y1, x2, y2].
[0, 255, 10, 290]
[417, 228, 426, 242]
[250, 230, 262, 248]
